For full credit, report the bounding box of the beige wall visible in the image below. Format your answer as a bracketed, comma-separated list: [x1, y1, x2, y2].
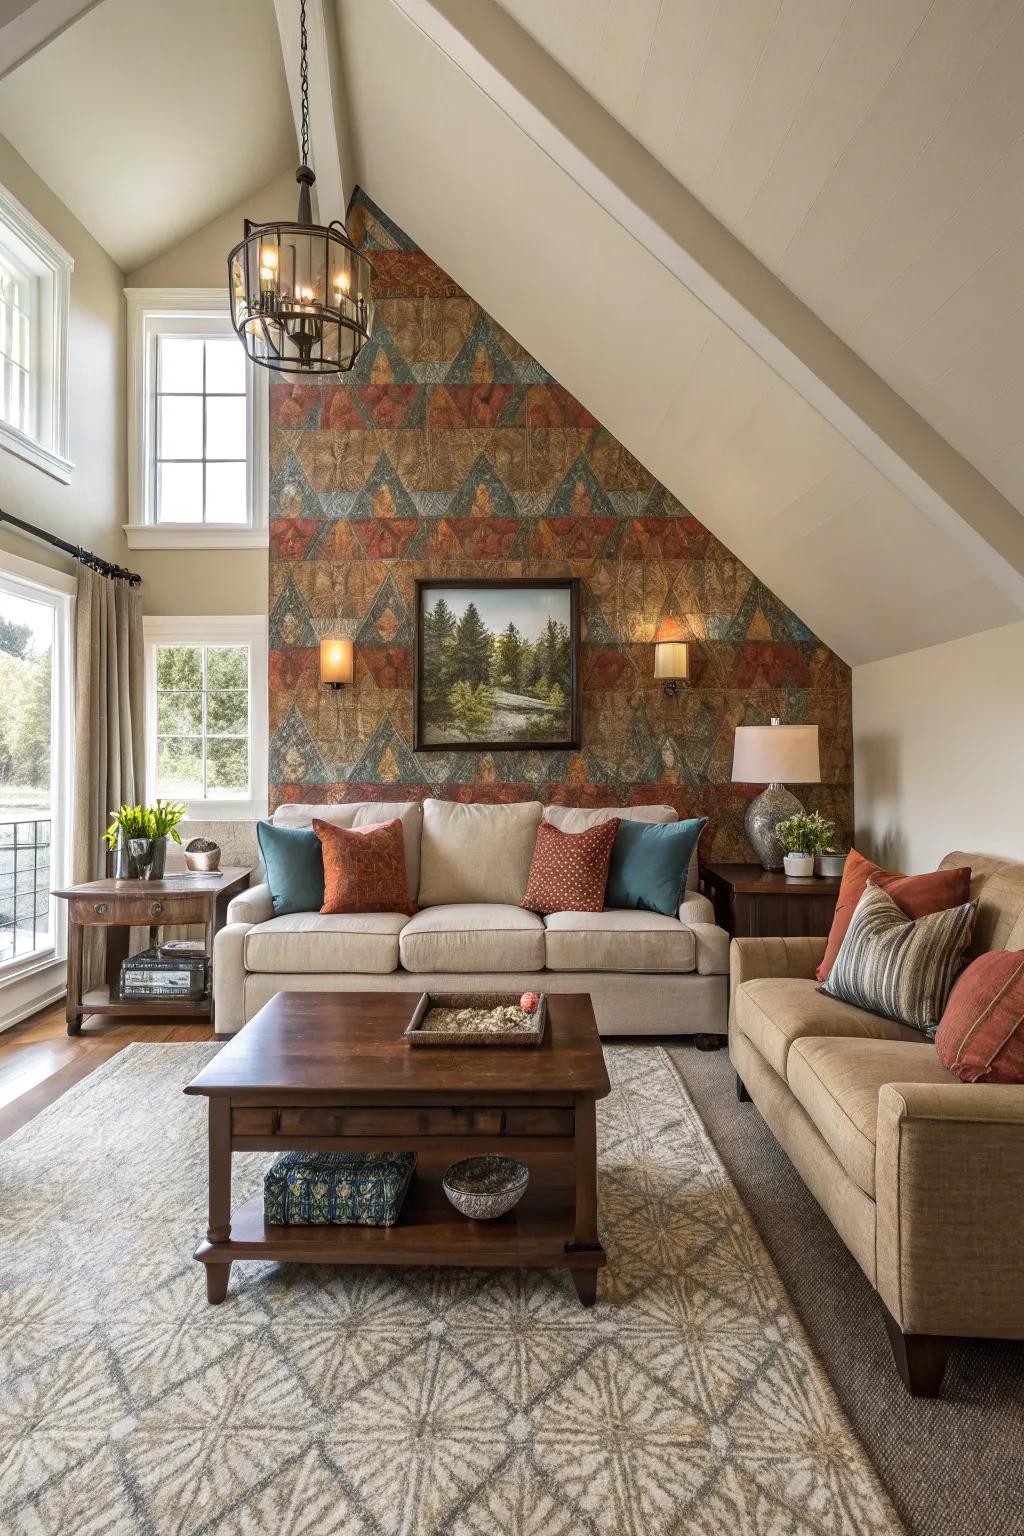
[124, 172, 295, 615]
[0, 133, 126, 580]
[853, 620, 1024, 872]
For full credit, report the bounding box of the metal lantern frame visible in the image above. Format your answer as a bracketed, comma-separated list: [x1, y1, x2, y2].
[227, 0, 374, 375]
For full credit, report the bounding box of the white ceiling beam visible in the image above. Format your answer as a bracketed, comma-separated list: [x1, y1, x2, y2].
[389, 0, 1024, 615]
[274, 0, 351, 223]
[0, 0, 101, 79]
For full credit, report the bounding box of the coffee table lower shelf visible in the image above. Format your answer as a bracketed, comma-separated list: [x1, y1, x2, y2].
[194, 1178, 605, 1305]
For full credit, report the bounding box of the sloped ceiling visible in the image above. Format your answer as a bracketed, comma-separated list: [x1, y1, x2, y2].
[496, 0, 1024, 515]
[0, 0, 294, 270]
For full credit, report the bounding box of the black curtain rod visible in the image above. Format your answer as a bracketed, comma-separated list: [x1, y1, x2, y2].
[0, 508, 141, 587]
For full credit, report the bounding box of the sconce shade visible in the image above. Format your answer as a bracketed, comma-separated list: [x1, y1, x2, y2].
[320, 638, 353, 687]
[653, 641, 690, 681]
[732, 723, 820, 784]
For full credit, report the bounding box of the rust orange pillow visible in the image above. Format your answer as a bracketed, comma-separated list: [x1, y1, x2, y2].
[817, 849, 971, 982]
[520, 819, 619, 916]
[935, 951, 1024, 1083]
[313, 817, 417, 916]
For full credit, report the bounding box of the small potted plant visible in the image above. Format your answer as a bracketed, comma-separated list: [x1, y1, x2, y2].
[775, 811, 836, 878]
[104, 800, 186, 880]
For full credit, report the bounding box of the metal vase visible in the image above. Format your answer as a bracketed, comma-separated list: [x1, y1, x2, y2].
[122, 836, 168, 881]
[745, 786, 805, 871]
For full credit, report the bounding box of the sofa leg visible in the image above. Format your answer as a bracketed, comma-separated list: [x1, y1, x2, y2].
[736, 1075, 751, 1103]
[882, 1310, 952, 1397]
[694, 1033, 726, 1052]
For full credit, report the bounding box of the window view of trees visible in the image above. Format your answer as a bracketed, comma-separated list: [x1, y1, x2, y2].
[0, 597, 54, 963]
[419, 588, 574, 745]
[155, 643, 249, 799]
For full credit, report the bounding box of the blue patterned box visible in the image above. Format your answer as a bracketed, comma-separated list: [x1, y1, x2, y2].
[263, 1150, 416, 1227]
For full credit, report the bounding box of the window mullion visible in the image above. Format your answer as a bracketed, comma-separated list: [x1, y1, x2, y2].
[200, 645, 209, 799]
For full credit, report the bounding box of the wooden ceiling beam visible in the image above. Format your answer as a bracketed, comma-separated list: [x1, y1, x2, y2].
[0, 0, 102, 80]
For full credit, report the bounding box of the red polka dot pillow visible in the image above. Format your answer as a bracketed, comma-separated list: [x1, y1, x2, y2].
[520, 819, 620, 916]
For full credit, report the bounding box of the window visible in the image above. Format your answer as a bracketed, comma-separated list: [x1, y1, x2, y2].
[0, 550, 74, 1024]
[126, 290, 268, 549]
[0, 182, 73, 483]
[143, 616, 268, 820]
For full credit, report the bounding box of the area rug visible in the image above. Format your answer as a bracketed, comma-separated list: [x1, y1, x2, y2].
[0, 1044, 902, 1536]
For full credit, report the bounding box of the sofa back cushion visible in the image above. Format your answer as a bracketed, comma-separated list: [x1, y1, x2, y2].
[418, 799, 542, 907]
[273, 801, 423, 901]
[543, 804, 702, 891]
[940, 851, 1024, 956]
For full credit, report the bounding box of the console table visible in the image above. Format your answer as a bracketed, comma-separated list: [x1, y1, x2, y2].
[54, 867, 250, 1034]
[700, 862, 841, 939]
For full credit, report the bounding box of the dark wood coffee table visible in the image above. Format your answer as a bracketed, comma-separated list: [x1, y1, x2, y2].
[184, 990, 611, 1306]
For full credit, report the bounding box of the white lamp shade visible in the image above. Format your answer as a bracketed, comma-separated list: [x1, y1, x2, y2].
[731, 723, 820, 784]
[653, 640, 689, 681]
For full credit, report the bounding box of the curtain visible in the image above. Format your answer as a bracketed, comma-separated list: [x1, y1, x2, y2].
[72, 568, 145, 991]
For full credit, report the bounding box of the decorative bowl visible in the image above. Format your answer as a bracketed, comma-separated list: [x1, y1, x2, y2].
[184, 839, 221, 873]
[817, 851, 848, 878]
[442, 1156, 529, 1220]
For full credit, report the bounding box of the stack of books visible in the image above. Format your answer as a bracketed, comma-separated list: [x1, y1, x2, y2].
[120, 941, 209, 1001]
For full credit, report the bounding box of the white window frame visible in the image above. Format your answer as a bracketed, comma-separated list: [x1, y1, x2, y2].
[125, 289, 268, 549]
[0, 182, 73, 484]
[0, 549, 75, 1028]
[143, 614, 268, 821]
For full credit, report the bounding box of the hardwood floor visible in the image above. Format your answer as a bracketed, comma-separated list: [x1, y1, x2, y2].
[0, 1002, 214, 1142]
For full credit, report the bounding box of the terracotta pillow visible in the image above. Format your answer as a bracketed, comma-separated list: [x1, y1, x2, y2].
[935, 951, 1024, 1083]
[817, 849, 971, 982]
[520, 819, 619, 916]
[313, 817, 417, 916]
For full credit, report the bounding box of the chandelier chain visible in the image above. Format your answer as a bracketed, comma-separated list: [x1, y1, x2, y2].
[299, 0, 310, 167]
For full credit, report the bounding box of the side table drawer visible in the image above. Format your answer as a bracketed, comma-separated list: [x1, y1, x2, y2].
[68, 894, 209, 926]
[232, 1105, 575, 1138]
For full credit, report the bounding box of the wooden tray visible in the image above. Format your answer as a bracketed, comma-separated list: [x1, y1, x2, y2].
[404, 991, 547, 1048]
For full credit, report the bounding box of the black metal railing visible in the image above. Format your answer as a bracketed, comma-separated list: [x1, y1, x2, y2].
[0, 818, 51, 965]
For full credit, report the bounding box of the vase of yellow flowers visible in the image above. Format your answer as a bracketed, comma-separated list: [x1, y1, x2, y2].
[104, 801, 186, 880]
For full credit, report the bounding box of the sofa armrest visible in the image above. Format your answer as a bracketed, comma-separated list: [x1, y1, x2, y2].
[729, 935, 827, 1024]
[676, 894, 729, 976]
[876, 1081, 1024, 1337]
[227, 882, 273, 925]
[213, 924, 251, 1034]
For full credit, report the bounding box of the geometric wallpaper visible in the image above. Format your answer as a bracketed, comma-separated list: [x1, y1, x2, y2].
[268, 192, 852, 861]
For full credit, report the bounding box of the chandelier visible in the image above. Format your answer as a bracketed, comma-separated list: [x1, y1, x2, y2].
[227, 0, 374, 374]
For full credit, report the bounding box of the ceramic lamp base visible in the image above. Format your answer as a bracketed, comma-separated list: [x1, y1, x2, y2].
[745, 786, 805, 871]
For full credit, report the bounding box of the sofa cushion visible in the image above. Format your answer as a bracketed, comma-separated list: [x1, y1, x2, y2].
[521, 819, 619, 915]
[418, 800, 541, 907]
[543, 804, 701, 891]
[733, 977, 925, 1080]
[941, 851, 1024, 955]
[543, 910, 696, 973]
[788, 1036, 954, 1197]
[256, 821, 323, 915]
[605, 817, 707, 916]
[399, 904, 545, 973]
[243, 913, 408, 974]
[273, 801, 423, 902]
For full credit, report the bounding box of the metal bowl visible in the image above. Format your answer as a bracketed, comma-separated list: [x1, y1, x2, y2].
[184, 847, 221, 872]
[442, 1155, 529, 1220]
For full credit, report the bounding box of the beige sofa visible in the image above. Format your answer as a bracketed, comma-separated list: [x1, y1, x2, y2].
[214, 798, 729, 1039]
[730, 850, 1024, 1396]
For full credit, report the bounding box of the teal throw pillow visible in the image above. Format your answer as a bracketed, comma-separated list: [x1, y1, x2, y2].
[605, 817, 708, 917]
[257, 820, 325, 916]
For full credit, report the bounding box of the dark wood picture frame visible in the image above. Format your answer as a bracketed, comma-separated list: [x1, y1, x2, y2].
[414, 578, 581, 752]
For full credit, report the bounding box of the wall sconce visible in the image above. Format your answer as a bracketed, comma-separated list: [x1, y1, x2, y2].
[320, 638, 354, 690]
[653, 619, 690, 696]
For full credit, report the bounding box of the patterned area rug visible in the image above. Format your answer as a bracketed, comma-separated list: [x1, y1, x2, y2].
[0, 1044, 902, 1536]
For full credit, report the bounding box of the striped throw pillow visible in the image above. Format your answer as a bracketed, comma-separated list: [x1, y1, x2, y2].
[821, 880, 977, 1033]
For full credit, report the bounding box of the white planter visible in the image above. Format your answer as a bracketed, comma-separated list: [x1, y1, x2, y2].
[783, 853, 814, 878]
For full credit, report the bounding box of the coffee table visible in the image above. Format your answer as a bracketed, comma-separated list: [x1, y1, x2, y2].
[184, 990, 611, 1306]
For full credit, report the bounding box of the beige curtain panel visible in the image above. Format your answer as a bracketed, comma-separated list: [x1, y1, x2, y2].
[72, 568, 145, 991]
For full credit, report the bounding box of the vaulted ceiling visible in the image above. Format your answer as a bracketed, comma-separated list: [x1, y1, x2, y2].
[1, 0, 1024, 665]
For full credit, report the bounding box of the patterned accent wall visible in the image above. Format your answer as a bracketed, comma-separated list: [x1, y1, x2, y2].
[268, 193, 852, 860]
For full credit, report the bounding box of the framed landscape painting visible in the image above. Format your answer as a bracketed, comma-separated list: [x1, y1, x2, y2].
[414, 579, 580, 751]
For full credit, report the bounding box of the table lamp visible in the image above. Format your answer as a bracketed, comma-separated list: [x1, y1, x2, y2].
[731, 718, 820, 870]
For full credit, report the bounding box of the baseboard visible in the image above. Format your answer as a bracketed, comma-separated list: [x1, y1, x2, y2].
[0, 959, 67, 1034]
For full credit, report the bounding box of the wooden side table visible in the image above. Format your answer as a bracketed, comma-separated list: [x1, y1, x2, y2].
[54, 867, 251, 1034]
[700, 862, 841, 939]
